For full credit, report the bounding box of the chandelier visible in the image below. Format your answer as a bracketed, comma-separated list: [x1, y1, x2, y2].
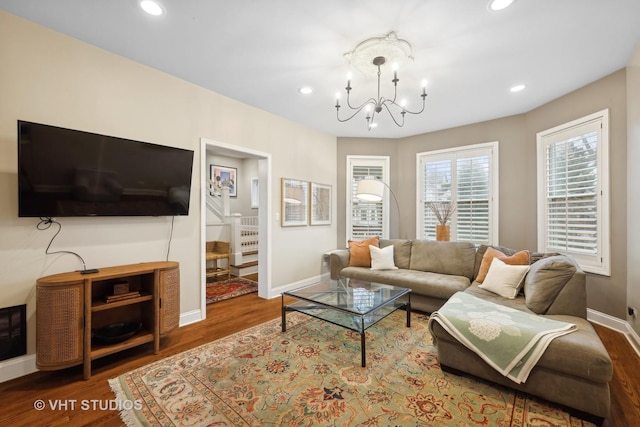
[335, 32, 427, 130]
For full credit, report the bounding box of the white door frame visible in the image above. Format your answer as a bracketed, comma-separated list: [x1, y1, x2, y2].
[200, 138, 272, 317]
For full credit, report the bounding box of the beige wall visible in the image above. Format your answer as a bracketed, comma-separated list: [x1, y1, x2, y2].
[0, 11, 337, 367]
[627, 44, 640, 335]
[338, 69, 629, 320]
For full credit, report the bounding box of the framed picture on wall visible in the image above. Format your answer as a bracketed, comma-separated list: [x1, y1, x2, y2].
[210, 165, 237, 197]
[281, 178, 308, 226]
[309, 182, 331, 225]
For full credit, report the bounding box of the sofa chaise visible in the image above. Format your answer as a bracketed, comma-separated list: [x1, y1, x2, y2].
[329, 238, 613, 423]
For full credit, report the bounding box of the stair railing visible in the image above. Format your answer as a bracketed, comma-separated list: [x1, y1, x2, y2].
[230, 216, 259, 265]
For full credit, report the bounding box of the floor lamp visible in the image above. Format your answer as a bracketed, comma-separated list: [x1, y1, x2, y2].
[355, 177, 401, 238]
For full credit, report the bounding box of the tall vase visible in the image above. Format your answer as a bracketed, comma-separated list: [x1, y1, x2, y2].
[436, 224, 450, 241]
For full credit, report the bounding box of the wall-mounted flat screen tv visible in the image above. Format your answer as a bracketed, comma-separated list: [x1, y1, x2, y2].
[18, 121, 194, 217]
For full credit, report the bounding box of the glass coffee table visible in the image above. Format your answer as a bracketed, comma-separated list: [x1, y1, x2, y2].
[281, 277, 411, 367]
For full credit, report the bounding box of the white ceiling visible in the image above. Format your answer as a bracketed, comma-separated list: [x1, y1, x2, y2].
[2, 0, 639, 138]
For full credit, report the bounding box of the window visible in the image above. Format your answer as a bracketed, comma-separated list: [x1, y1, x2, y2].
[346, 156, 389, 241]
[250, 177, 259, 208]
[417, 142, 498, 244]
[537, 110, 610, 275]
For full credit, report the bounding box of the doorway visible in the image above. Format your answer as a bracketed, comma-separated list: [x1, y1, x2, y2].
[200, 138, 271, 317]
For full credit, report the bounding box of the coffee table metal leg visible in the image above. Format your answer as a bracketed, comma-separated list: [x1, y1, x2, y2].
[406, 295, 411, 327]
[360, 331, 366, 367]
[281, 295, 287, 332]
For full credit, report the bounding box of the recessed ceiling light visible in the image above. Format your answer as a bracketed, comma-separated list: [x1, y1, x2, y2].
[298, 87, 313, 95]
[140, 0, 165, 16]
[488, 0, 515, 11]
[510, 84, 526, 93]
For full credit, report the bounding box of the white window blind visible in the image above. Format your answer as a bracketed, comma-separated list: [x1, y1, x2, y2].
[537, 110, 610, 275]
[421, 158, 452, 240]
[456, 155, 490, 242]
[418, 143, 497, 244]
[347, 156, 389, 241]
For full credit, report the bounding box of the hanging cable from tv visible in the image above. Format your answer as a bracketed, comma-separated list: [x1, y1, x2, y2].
[37, 217, 99, 274]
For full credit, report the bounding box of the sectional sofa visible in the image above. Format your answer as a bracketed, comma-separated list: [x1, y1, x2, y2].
[329, 238, 613, 423]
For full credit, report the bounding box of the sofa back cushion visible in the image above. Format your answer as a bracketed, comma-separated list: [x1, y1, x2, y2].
[524, 255, 577, 314]
[409, 240, 476, 279]
[379, 239, 412, 269]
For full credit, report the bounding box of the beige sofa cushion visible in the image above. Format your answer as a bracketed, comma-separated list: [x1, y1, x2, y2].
[409, 241, 476, 280]
[524, 255, 577, 314]
[379, 239, 412, 269]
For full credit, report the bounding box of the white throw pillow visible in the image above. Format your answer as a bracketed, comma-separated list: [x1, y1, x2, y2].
[369, 245, 398, 271]
[478, 257, 530, 299]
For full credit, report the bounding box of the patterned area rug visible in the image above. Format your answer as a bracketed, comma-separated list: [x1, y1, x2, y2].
[109, 311, 595, 426]
[206, 277, 258, 304]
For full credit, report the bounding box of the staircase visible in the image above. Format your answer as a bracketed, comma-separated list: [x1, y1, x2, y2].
[206, 183, 230, 221]
[206, 182, 259, 277]
[230, 216, 259, 277]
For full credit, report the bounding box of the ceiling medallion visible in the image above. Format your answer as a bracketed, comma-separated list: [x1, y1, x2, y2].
[336, 32, 427, 130]
[344, 31, 414, 77]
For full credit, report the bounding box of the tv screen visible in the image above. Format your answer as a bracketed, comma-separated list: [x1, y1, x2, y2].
[18, 121, 194, 217]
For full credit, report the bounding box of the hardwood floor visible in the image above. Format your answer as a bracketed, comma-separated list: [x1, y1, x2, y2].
[593, 323, 640, 427]
[1, 289, 638, 427]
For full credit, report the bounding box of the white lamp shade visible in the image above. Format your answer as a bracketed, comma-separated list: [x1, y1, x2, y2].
[356, 179, 384, 202]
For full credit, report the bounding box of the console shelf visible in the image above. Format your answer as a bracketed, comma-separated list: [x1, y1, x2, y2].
[36, 261, 180, 379]
[90, 331, 155, 360]
[91, 293, 154, 312]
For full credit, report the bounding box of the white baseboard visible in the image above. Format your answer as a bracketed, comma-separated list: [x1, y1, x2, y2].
[588, 308, 640, 357]
[266, 273, 331, 299]
[179, 309, 204, 326]
[0, 354, 37, 383]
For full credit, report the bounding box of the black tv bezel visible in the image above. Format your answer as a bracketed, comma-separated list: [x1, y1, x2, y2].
[17, 120, 195, 218]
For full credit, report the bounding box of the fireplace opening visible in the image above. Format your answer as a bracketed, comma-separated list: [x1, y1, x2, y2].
[0, 304, 27, 361]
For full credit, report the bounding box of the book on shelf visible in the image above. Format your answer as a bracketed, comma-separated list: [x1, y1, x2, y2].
[105, 290, 140, 303]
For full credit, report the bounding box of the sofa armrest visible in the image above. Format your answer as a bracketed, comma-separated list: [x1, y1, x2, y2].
[524, 254, 588, 318]
[329, 249, 350, 279]
[545, 268, 587, 318]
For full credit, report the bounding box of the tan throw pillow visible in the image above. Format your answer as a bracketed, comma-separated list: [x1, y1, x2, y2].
[476, 247, 530, 283]
[348, 236, 380, 267]
[478, 258, 530, 299]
